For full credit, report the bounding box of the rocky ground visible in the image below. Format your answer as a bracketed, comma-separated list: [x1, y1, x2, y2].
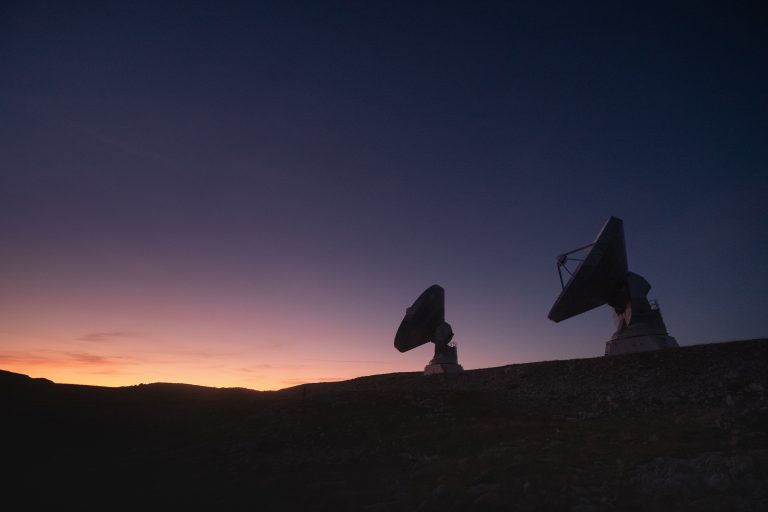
[2, 339, 767, 511]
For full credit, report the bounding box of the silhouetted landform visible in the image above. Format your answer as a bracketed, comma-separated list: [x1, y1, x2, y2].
[3, 339, 767, 511]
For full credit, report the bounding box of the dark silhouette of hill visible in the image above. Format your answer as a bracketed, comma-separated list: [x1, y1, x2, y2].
[2, 339, 767, 511]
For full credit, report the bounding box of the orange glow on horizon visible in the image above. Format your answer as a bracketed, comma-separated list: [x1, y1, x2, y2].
[0, 277, 536, 390]
[0, 347, 385, 391]
[0, 313, 414, 391]
[0, 336, 403, 390]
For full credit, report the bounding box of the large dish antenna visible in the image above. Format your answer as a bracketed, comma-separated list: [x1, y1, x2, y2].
[395, 285, 463, 375]
[548, 217, 678, 355]
[548, 217, 628, 322]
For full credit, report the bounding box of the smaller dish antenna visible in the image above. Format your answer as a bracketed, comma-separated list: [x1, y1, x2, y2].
[548, 217, 678, 355]
[395, 284, 463, 375]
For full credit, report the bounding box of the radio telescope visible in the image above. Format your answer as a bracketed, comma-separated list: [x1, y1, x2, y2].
[548, 216, 679, 355]
[395, 284, 464, 375]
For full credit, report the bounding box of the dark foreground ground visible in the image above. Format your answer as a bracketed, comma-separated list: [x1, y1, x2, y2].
[2, 339, 768, 511]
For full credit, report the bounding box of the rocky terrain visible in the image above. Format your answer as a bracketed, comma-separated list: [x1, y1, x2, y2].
[2, 339, 767, 511]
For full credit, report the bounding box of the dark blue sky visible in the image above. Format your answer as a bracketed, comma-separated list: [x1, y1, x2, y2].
[1, 1, 766, 387]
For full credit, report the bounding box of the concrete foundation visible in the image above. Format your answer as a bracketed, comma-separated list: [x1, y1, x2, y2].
[606, 299, 678, 356]
[424, 362, 464, 375]
[423, 342, 463, 375]
[605, 334, 679, 356]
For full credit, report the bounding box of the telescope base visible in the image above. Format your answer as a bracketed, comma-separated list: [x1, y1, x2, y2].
[605, 334, 678, 356]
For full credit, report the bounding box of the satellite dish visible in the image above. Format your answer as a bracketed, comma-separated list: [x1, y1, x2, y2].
[548, 217, 628, 322]
[548, 217, 678, 355]
[395, 284, 463, 375]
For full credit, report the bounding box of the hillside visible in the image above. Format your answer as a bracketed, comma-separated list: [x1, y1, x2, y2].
[2, 339, 767, 511]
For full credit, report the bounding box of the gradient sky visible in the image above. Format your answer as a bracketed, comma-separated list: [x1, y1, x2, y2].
[1, 1, 766, 390]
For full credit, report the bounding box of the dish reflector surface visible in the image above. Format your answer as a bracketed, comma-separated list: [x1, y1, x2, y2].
[548, 217, 628, 322]
[395, 284, 445, 352]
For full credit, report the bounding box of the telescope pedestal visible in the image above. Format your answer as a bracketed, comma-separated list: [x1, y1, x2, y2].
[605, 300, 678, 356]
[424, 342, 463, 375]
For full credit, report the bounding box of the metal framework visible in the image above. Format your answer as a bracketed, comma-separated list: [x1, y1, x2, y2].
[555, 243, 594, 289]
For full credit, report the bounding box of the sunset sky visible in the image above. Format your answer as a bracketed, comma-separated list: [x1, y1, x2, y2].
[1, 1, 766, 390]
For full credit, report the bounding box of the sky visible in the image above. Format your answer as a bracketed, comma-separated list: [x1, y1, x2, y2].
[1, 0, 766, 390]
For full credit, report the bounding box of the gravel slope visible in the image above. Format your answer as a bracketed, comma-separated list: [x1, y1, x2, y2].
[3, 339, 767, 511]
